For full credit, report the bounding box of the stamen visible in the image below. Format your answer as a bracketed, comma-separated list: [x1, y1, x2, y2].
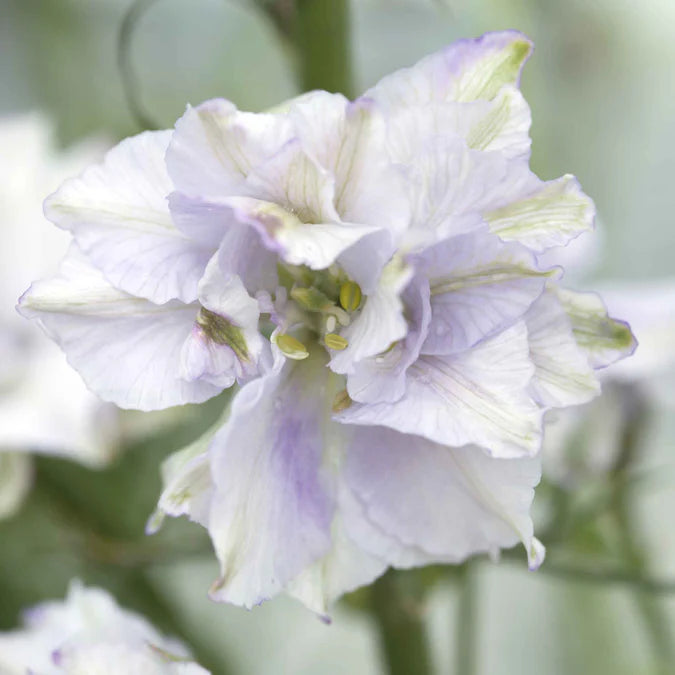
[324, 333, 349, 350]
[325, 315, 337, 333]
[339, 281, 362, 312]
[276, 333, 310, 360]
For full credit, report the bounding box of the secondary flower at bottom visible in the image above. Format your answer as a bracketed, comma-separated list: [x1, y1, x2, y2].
[19, 31, 635, 614]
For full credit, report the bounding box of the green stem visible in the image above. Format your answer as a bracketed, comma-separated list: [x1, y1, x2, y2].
[369, 570, 434, 675]
[455, 563, 477, 675]
[293, 0, 354, 96]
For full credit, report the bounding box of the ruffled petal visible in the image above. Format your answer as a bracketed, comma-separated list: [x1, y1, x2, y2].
[386, 86, 531, 165]
[147, 423, 218, 535]
[485, 174, 596, 252]
[166, 99, 293, 199]
[342, 426, 544, 569]
[555, 287, 637, 369]
[207, 350, 337, 607]
[44, 131, 212, 304]
[525, 291, 600, 406]
[418, 229, 553, 354]
[365, 30, 533, 107]
[290, 92, 411, 243]
[225, 196, 379, 271]
[402, 136, 508, 250]
[17, 247, 220, 410]
[245, 138, 340, 223]
[286, 514, 387, 617]
[338, 322, 542, 458]
[169, 194, 278, 293]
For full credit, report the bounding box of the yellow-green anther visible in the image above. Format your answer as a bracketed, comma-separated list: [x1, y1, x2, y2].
[291, 286, 334, 312]
[324, 333, 349, 350]
[339, 281, 362, 312]
[276, 334, 310, 360]
[332, 389, 352, 412]
[196, 308, 249, 361]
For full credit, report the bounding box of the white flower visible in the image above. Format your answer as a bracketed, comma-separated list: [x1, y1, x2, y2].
[20, 32, 635, 613]
[0, 581, 209, 674]
[0, 113, 118, 519]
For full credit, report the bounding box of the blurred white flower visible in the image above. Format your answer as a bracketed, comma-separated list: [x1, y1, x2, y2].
[0, 113, 118, 518]
[20, 32, 635, 613]
[0, 580, 209, 674]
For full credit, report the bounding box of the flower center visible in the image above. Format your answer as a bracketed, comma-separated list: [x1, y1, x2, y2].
[274, 263, 363, 359]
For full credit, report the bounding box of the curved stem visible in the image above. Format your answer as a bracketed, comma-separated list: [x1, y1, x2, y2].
[117, 0, 162, 130]
[369, 570, 434, 675]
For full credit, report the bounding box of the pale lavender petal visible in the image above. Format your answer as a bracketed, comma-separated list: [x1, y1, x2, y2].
[347, 277, 431, 404]
[342, 426, 543, 569]
[365, 30, 533, 107]
[44, 131, 213, 304]
[166, 99, 293, 200]
[18, 246, 220, 411]
[524, 291, 600, 407]
[418, 228, 553, 354]
[338, 322, 542, 458]
[207, 350, 336, 608]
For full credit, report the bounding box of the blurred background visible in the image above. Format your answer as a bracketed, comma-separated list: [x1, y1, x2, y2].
[0, 0, 674, 673]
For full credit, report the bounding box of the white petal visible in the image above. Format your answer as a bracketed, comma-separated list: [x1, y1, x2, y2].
[418, 229, 552, 354]
[342, 426, 543, 569]
[148, 424, 218, 534]
[169, 194, 278, 293]
[346, 277, 431, 404]
[226, 196, 379, 271]
[485, 174, 596, 252]
[286, 514, 387, 617]
[166, 99, 293, 199]
[329, 258, 413, 375]
[338, 323, 542, 458]
[525, 292, 600, 407]
[207, 350, 337, 608]
[402, 136, 508, 250]
[18, 247, 220, 410]
[366, 30, 533, 107]
[555, 287, 637, 369]
[44, 131, 213, 304]
[290, 93, 410, 243]
[386, 86, 531, 166]
[245, 138, 340, 223]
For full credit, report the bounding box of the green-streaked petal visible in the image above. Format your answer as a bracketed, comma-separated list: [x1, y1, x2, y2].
[365, 30, 533, 108]
[525, 291, 601, 407]
[485, 174, 595, 252]
[555, 287, 637, 369]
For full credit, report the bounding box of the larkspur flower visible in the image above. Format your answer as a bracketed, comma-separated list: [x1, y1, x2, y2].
[0, 581, 209, 674]
[0, 113, 118, 519]
[19, 31, 635, 614]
